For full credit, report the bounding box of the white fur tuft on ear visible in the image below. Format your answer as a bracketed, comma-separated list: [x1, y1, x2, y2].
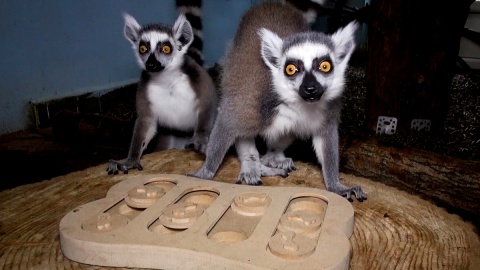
[172, 14, 194, 51]
[258, 28, 283, 70]
[330, 21, 359, 63]
[123, 12, 141, 44]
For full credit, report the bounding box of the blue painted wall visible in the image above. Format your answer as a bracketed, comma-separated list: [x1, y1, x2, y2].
[0, 0, 366, 135]
[0, 0, 257, 135]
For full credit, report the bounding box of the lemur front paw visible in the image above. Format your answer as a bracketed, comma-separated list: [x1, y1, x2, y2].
[187, 167, 214, 180]
[236, 173, 263, 185]
[236, 161, 289, 185]
[261, 153, 297, 172]
[106, 159, 143, 175]
[331, 185, 367, 202]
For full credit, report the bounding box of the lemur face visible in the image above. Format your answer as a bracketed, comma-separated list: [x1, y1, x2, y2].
[123, 13, 193, 73]
[281, 41, 336, 103]
[135, 31, 176, 72]
[259, 22, 358, 103]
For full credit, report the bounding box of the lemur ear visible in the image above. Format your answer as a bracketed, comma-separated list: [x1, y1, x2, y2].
[259, 28, 283, 70]
[172, 14, 194, 51]
[330, 21, 358, 64]
[123, 13, 141, 44]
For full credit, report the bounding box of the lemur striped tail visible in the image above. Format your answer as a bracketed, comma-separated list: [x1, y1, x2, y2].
[176, 0, 204, 66]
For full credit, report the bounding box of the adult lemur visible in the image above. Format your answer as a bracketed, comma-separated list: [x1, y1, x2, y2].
[106, 12, 217, 175]
[189, 2, 367, 201]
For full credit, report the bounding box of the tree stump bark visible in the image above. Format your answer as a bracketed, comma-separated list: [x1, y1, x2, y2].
[340, 138, 480, 228]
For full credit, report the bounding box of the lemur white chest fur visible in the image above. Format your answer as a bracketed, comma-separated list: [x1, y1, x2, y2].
[147, 69, 198, 131]
[262, 100, 328, 141]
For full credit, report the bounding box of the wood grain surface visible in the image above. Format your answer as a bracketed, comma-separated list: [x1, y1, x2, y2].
[1, 149, 479, 269]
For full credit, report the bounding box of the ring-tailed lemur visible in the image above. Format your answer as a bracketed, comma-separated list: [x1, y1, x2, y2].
[188, 2, 366, 202]
[106, 13, 218, 175]
[176, 0, 204, 66]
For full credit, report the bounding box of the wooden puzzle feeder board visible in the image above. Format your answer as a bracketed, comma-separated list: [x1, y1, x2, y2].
[59, 174, 354, 269]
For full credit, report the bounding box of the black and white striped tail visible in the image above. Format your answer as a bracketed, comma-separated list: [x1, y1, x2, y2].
[176, 0, 204, 66]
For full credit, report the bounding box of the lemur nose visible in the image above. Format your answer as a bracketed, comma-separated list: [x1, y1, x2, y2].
[146, 54, 162, 72]
[305, 86, 317, 94]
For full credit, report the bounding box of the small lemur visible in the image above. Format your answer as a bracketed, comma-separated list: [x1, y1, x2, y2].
[188, 2, 367, 201]
[106, 13, 218, 175]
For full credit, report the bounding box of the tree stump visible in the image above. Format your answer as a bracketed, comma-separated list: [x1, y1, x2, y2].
[340, 138, 480, 228]
[0, 149, 479, 269]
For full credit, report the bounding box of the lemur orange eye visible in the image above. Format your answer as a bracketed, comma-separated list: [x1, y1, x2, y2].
[139, 45, 148, 54]
[319, 61, 332, 73]
[162, 45, 171, 54]
[285, 64, 298, 76]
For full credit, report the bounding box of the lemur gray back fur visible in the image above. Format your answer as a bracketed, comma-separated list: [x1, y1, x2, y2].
[221, 3, 309, 134]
